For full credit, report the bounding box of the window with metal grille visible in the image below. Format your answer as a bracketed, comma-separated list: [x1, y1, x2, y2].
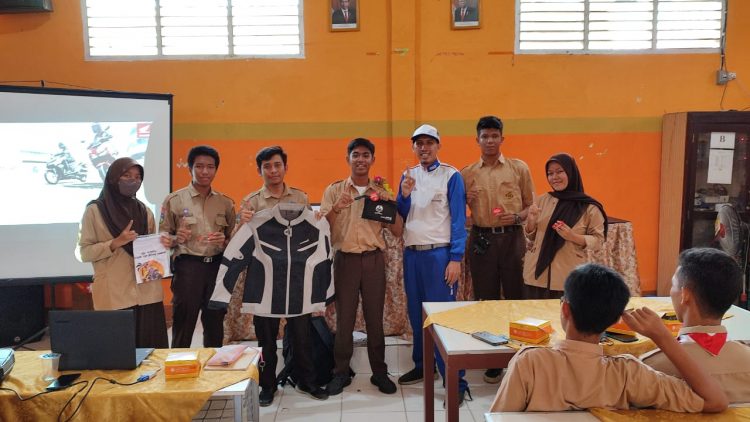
[517, 0, 724, 54]
[82, 0, 303, 59]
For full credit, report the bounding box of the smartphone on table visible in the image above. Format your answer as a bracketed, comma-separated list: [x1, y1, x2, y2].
[471, 331, 509, 346]
[46, 373, 81, 391]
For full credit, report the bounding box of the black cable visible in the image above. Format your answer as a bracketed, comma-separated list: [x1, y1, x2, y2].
[719, 0, 728, 71]
[718, 0, 732, 110]
[0, 384, 64, 401]
[720, 81, 729, 111]
[0, 80, 45, 85]
[41, 81, 96, 90]
[0, 80, 95, 90]
[58, 376, 143, 422]
[53, 380, 89, 422]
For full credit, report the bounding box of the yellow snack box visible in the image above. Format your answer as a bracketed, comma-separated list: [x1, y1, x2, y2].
[165, 351, 200, 379]
[606, 318, 636, 337]
[661, 311, 682, 337]
[509, 318, 553, 344]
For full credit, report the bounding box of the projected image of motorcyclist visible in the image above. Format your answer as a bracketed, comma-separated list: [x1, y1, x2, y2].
[88, 123, 117, 182]
[44, 141, 88, 185]
[56, 142, 75, 172]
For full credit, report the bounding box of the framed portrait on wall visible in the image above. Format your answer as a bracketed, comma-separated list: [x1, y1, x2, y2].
[451, 0, 480, 29]
[330, 0, 359, 32]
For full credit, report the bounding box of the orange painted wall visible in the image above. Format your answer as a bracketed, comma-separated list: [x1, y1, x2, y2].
[2, 1, 750, 296]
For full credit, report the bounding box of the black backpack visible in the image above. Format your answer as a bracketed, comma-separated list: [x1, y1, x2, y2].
[277, 316, 353, 387]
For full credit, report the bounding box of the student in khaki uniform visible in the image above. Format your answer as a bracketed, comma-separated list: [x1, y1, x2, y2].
[79, 157, 168, 348]
[523, 153, 605, 299]
[491, 264, 728, 413]
[159, 145, 236, 348]
[233, 146, 327, 405]
[641, 248, 750, 403]
[461, 115, 534, 383]
[320, 138, 403, 396]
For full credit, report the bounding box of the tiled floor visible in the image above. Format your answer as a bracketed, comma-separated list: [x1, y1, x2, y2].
[255, 337, 499, 422]
[23, 319, 501, 421]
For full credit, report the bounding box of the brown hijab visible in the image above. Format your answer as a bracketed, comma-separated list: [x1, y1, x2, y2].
[89, 157, 148, 256]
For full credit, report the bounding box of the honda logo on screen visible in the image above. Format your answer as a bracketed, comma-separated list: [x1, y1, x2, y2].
[137, 123, 151, 138]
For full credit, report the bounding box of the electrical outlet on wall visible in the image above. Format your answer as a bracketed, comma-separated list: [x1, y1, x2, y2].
[716, 70, 737, 85]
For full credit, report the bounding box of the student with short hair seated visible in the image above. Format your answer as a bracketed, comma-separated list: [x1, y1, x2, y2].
[641, 247, 750, 403]
[490, 263, 728, 413]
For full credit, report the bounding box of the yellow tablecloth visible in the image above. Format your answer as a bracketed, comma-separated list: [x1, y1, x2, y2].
[424, 298, 675, 356]
[0, 348, 258, 422]
[589, 407, 750, 421]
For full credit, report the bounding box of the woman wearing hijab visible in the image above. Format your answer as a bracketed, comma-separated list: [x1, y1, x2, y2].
[78, 157, 168, 348]
[523, 153, 607, 299]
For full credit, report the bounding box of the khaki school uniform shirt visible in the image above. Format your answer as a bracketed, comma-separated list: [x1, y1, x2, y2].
[320, 177, 394, 253]
[523, 193, 605, 291]
[234, 184, 309, 236]
[242, 183, 309, 213]
[641, 325, 750, 403]
[490, 339, 705, 413]
[461, 155, 534, 227]
[78, 204, 163, 310]
[159, 183, 236, 257]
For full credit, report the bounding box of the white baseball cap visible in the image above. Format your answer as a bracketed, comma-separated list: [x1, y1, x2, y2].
[411, 124, 440, 143]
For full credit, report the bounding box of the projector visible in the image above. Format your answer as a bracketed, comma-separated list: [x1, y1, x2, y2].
[0, 348, 14, 381]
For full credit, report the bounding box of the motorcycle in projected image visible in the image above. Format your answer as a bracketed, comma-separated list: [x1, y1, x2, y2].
[44, 143, 88, 185]
[88, 123, 117, 181]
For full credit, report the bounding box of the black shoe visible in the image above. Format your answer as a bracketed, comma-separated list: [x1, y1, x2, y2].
[443, 387, 473, 409]
[325, 374, 351, 396]
[483, 368, 502, 384]
[370, 373, 397, 394]
[296, 384, 329, 401]
[398, 367, 423, 385]
[258, 387, 277, 407]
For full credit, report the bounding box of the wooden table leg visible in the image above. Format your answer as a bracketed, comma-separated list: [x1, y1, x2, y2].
[445, 358, 458, 422]
[423, 312, 435, 422]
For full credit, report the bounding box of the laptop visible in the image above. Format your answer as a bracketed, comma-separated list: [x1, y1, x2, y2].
[49, 310, 154, 370]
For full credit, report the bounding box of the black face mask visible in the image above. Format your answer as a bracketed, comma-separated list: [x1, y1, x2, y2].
[118, 179, 142, 197]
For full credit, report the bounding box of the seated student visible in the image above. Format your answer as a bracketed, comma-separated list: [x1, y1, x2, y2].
[641, 247, 750, 403]
[490, 263, 728, 413]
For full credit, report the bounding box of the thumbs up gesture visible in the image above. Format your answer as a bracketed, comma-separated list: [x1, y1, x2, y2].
[111, 220, 137, 251]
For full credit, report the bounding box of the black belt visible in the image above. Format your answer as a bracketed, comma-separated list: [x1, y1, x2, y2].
[406, 243, 450, 251]
[338, 249, 382, 256]
[472, 225, 520, 234]
[177, 254, 222, 263]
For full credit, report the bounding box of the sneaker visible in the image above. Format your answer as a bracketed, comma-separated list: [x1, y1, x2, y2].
[483, 368, 502, 384]
[325, 374, 351, 396]
[397, 367, 423, 385]
[258, 387, 277, 407]
[370, 373, 397, 394]
[443, 388, 473, 409]
[296, 383, 329, 401]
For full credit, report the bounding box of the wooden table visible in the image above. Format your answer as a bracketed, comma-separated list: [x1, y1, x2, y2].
[0, 348, 260, 422]
[422, 299, 750, 422]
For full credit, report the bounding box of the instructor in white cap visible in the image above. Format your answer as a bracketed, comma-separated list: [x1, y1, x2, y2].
[396, 124, 471, 406]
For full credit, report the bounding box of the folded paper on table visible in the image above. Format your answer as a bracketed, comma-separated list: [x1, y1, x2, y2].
[204, 347, 259, 372]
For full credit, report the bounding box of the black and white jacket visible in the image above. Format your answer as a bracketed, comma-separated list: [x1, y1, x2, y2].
[209, 203, 334, 317]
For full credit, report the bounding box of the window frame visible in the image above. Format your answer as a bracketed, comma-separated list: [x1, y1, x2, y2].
[80, 0, 305, 61]
[514, 0, 726, 55]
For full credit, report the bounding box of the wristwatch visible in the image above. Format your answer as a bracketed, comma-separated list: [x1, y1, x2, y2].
[513, 214, 522, 225]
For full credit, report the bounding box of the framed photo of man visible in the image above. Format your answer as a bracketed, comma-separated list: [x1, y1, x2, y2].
[451, 0, 480, 29]
[330, 0, 359, 32]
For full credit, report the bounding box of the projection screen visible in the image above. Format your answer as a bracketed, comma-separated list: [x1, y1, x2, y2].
[0, 85, 172, 283]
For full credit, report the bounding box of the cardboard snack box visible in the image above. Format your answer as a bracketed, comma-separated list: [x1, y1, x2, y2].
[165, 351, 201, 379]
[509, 318, 553, 344]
